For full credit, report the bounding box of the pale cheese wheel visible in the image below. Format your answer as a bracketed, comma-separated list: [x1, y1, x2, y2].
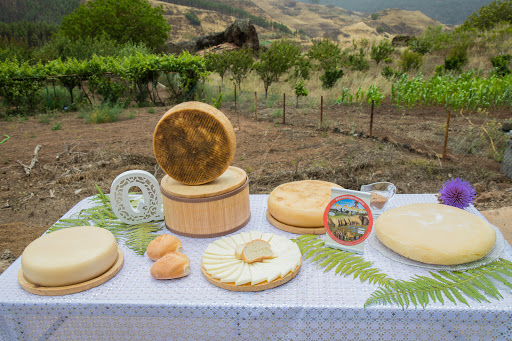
[267, 180, 343, 228]
[153, 101, 236, 185]
[375, 203, 496, 265]
[21, 226, 118, 287]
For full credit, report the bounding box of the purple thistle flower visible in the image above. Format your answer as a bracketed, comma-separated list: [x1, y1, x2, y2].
[438, 178, 476, 209]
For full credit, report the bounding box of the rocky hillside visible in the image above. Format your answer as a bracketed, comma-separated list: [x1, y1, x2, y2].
[154, 0, 444, 46]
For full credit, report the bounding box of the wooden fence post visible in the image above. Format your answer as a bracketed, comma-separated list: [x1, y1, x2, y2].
[369, 100, 375, 138]
[442, 110, 451, 159]
[320, 96, 323, 124]
[254, 92, 257, 120]
[282, 93, 286, 125]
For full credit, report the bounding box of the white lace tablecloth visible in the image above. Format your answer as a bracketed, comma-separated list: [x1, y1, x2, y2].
[1, 194, 511, 341]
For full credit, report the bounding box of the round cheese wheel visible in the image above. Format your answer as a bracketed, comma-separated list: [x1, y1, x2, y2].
[21, 226, 118, 287]
[375, 203, 496, 265]
[153, 101, 236, 185]
[267, 180, 343, 228]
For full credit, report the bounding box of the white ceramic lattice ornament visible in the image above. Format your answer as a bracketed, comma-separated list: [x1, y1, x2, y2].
[110, 170, 164, 224]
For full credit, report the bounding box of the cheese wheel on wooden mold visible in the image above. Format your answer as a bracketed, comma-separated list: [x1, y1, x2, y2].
[374, 203, 496, 265]
[21, 226, 118, 287]
[153, 101, 236, 185]
[267, 180, 343, 228]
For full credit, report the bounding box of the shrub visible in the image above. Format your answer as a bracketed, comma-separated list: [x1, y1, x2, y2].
[376, 26, 385, 34]
[491, 54, 512, 76]
[347, 48, 370, 71]
[381, 66, 395, 80]
[88, 75, 126, 104]
[80, 104, 123, 124]
[185, 12, 201, 26]
[399, 49, 422, 72]
[444, 45, 468, 72]
[320, 67, 344, 89]
[370, 39, 394, 65]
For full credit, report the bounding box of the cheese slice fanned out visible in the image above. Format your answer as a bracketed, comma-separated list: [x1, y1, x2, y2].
[205, 244, 234, 256]
[201, 231, 301, 286]
[213, 239, 234, 250]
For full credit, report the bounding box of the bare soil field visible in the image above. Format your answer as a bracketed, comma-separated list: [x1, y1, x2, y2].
[1, 103, 511, 270]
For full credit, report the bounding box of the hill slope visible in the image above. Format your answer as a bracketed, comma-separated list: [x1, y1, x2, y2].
[317, 0, 493, 25]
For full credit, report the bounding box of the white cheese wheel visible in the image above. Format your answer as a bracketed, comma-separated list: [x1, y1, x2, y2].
[202, 231, 301, 286]
[375, 203, 496, 265]
[21, 226, 118, 287]
[268, 180, 343, 228]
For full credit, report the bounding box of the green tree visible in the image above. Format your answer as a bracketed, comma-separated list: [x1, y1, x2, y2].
[370, 39, 394, 65]
[308, 39, 345, 89]
[227, 48, 253, 91]
[462, 0, 512, 29]
[399, 49, 423, 72]
[294, 80, 308, 108]
[253, 39, 301, 98]
[58, 0, 171, 51]
[204, 50, 230, 85]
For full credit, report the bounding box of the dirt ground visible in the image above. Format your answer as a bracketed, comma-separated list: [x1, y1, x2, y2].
[1, 103, 511, 272]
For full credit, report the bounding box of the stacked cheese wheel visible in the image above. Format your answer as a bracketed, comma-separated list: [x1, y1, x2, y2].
[202, 231, 301, 286]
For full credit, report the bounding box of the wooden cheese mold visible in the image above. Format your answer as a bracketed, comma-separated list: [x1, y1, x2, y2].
[161, 167, 251, 238]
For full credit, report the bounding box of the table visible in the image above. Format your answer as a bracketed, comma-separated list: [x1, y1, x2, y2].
[1, 194, 511, 340]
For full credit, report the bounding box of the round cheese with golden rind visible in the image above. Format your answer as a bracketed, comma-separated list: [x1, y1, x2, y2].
[375, 203, 496, 265]
[21, 226, 118, 287]
[267, 180, 343, 228]
[153, 101, 236, 185]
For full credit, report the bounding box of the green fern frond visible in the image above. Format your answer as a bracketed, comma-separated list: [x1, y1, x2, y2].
[47, 185, 165, 255]
[123, 222, 164, 255]
[292, 235, 391, 286]
[364, 259, 512, 309]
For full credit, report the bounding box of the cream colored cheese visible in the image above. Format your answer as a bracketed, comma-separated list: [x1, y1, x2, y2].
[375, 203, 496, 265]
[21, 226, 118, 287]
[267, 180, 343, 227]
[202, 231, 301, 285]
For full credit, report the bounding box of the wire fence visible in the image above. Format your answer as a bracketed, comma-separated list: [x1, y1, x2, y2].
[206, 85, 511, 164]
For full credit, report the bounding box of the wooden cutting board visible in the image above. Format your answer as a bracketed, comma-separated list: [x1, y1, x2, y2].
[266, 210, 326, 235]
[18, 248, 124, 296]
[201, 259, 301, 292]
[153, 101, 236, 185]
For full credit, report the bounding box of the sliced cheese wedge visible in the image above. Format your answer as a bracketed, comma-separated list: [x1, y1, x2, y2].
[213, 239, 234, 250]
[205, 244, 234, 256]
[249, 230, 262, 241]
[231, 234, 244, 245]
[202, 254, 237, 260]
[202, 260, 241, 272]
[240, 232, 252, 243]
[211, 263, 241, 279]
[221, 262, 246, 283]
[235, 262, 252, 285]
[221, 236, 237, 249]
[261, 233, 274, 242]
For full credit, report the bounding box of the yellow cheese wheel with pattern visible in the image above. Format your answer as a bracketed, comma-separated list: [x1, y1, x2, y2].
[267, 180, 343, 228]
[153, 101, 236, 185]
